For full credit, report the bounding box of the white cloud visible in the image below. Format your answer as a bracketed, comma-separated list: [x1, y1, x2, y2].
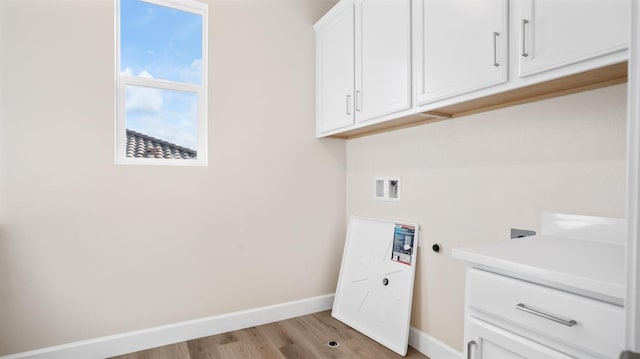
[179, 59, 202, 84]
[120, 67, 133, 77]
[123, 68, 199, 150]
[138, 70, 154, 79]
[132, 111, 198, 150]
[125, 69, 164, 113]
[126, 89, 199, 150]
[127, 86, 163, 113]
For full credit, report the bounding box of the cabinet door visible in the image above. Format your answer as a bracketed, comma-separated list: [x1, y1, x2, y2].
[518, 0, 629, 77]
[355, 0, 412, 123]
[414, 0, 508, 105]
[466, 317, 573, 359]
[316, 0, 355, 135]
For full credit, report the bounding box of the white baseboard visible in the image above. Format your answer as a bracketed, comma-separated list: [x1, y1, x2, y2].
[409, 326, 463, 359]
[3, 294, 462, 359]
[1, 294, 335, 359]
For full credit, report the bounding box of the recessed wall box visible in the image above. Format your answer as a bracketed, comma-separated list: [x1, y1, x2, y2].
[374, 177, 401, 201]
[375, 179, 385, 198]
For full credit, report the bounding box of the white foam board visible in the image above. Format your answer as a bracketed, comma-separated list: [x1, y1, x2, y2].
[332, 216, 419, 356]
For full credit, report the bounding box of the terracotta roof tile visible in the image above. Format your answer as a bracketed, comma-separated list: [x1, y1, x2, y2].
[126, 129, 197, 160]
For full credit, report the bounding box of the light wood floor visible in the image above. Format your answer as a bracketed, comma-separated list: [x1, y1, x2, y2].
[110, 311, 430, 359]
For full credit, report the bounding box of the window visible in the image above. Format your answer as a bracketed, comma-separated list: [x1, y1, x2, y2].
[116, 0, 208, 165]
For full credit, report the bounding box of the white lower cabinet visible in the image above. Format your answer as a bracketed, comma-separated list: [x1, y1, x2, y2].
[467, 317, 571, 359]
[454, 216, 626, 359]
[464, 268, 624, 359]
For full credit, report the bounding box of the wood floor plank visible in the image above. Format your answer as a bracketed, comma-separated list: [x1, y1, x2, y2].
[214, 341, 253, 359]
[234, 326, 285, 359]
[113, 342, 191, 359]
[186, 336, 222, 359]
[340, 337, 402, 359]
[283, 315, 357, 359]
[109, 311, 430, 359]
[251, 321, 294, 349]
[266, 319, 325, 358]
[295, 312, 353, 344]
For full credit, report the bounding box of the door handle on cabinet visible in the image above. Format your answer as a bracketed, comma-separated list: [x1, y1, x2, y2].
[467, 340, 476, 359]
[515, 303, 577, 327]
[493, 32, 500, 67]
[355, 90, 361, 112]
[346, 95, 352, 116]
[521, 19, 529, 57]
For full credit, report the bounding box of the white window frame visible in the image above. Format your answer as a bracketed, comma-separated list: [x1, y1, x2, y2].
[115, 0, 208, 166]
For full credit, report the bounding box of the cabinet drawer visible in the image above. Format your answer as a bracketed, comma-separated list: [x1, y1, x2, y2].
[468, 269, 624, 358]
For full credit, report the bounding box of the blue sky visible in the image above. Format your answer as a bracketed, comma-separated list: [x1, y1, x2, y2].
[120, 0, 203, 150]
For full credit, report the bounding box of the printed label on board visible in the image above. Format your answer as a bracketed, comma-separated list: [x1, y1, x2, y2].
[391, 224, 415, 265]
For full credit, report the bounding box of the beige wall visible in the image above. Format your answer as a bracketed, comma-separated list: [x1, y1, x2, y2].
[0, 0, 628, 356]
[0, 0, 345, 355]
[346, 84, 628, 351]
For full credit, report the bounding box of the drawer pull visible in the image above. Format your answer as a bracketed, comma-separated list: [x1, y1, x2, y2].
[516, 303, 577, 327]
[493, 32, 500, 67]
[467, 340, 476, 359]
[346, 95, 352, 116]
[521, 19, 529, 57]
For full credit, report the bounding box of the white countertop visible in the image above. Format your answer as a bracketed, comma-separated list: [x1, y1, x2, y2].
[452, 235, 625, 305]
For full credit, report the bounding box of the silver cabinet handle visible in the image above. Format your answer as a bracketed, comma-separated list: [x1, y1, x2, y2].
[521, 19, 529, 57]
[493, 32, 500, 67]
[516, 303, 577, 327]
[467, 340, 476, 359]
[355, 90, 361, 112]
[346, 95, 351, 115]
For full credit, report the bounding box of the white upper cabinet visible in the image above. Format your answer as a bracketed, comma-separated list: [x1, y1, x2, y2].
[315, 0, 355, 134]
[314, 0, 411, 136]
[315, 0, 629, 138]
[517, 0, 630, 77]
[356, 0, 412, 122]
[414, 0, 508, 105]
